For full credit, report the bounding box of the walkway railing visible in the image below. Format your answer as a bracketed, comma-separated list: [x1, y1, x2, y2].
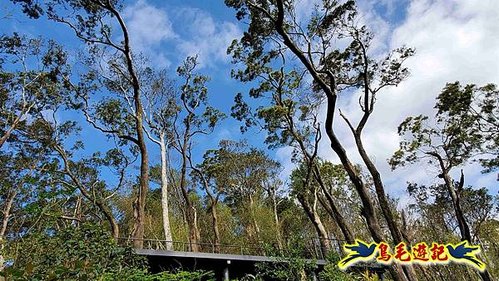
[118, 238, 266, 256]
[117, 237, 348, 260]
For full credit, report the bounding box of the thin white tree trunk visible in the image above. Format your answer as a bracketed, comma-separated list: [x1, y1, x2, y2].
[0, 189, 16, 274]
[160, 133, 173, 250]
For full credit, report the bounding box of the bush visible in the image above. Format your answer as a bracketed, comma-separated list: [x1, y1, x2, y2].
[318, 252, 355, 281]
[101, 269, 215, 281]
[2, 223, 145, 280]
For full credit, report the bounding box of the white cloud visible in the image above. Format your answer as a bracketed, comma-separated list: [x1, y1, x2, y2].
[356, 1, 393, 55]
[123, 0, 176, 67]
[174, 8, 242, 68]
[317, 0, 499, 206]
[276, 146, 296, 185]
[293, 0, 321, 23]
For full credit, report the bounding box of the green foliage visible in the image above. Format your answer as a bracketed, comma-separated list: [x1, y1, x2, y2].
[254, 240, 318, 281]
[391, 82, 498, 172]
[101, 269, 215, 281]
[253, 238, 353, 281]
[176, 56, 225, 133]
[4, 1, 498, 281]
[199, 140, 280, 206]
[3, 223, 145, 280]
[3, 223, 216, 280]
[318, 253, 354, 281]
[0, 33, 69, 147]
[436, 82, 498, 172]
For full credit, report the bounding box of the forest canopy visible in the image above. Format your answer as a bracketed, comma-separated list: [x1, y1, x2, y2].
[0, 0, 497, 280]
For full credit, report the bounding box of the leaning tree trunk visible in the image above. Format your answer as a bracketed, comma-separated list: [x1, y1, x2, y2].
[323, 97, 409, 281]
[0, 190, 16, 241]
[354, 133, 418, 281]
[54, 144, 120, 240]
[0, 189, 16, 273]
[98, 201, 120, 239]
[324, 98, 383, 243]
[440, 169, 493, 281]
[105, 5, 150, 249]
[312, 166, 355, 243]
[441, 171, 471, 242]
[0, 114, 23, 149]
[355, 133, 405, 243]
[284, 106, 355, 245]
[297, 193, 330, 258]
[270, 1, 410, 279]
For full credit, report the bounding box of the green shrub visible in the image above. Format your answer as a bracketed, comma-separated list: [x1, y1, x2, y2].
[101, 269, 215, 281]
[2, 223, 145, 280]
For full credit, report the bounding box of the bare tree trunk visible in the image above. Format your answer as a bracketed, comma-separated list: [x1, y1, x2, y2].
[440, 170, 471, 242]
[440, 169, 492, 281]
[297, 193, 330, 258]
[325, 99, 409, 281]
[354, 134, 418, 281]
[159, 133, 173, 250]
[0, 188, 16, 273]
[0, 190, 16, 239]
[191, 162, 221, 254]
[324, 98, 383, 243]
[0, 114, 23, 149]
[179, 148, 200, 252]
[188, 205, 200, 251]
[209, 201, 221, 253]
[265, 1, 410, 280]
[280, 93, 354, 245]
[313, 166, 355, 243]
[98, 201, 120, 239]
[317, 195, 347, 250]
[130, 86, 149, 249]
[248, 194, 261, 242]
[355, 134, 404, 241]
[271, 195, 283, 250]
[184, 201, 200, 252]
[54, 144, 120, 240]
[97, 4, 150, 249]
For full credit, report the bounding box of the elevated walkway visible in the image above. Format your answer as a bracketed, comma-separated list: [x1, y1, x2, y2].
[120, 238, 386, 280]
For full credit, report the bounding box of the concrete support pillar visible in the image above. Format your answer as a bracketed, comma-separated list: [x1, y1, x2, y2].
[224, 260, 231, 281]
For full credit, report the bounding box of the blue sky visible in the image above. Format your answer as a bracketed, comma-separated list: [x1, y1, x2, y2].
[1, 0, 498, 208]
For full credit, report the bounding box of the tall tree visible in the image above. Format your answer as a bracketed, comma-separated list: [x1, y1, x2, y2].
[11, 0, 158, 248]
[190, 141, 231, 253]
[200, 140, 282, 245]
[404, 182, 498, 281]
[172, 56, 225, 252]
[0, 33, 69, 269]
[391, 82, 498, 281]
[142, 69, 179, 250]
[193, 140, 288, 251]
[231, 65, 355, 244]
[225, 1, 414, 280]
